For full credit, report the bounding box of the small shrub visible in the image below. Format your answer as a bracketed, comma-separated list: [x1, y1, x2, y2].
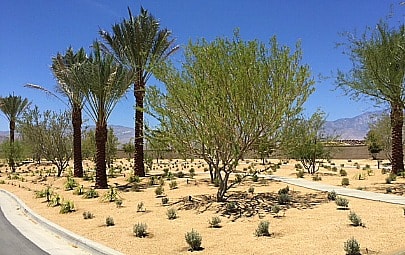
[271, 205, 282, 216]
[0, 180, 5, 184]
[83, 211, 94, 219]
[48, 194, 62, 207]
[386, 187, 392, 193]
[341, 178, 350, 186]
[189, 168, 195, 178]
[296, 170, 304, 178]
[59, 200, 75, 214]
[127, 174, 140, 183]
[73, 185, 84, 195]
[208, 216, 221, 228]
[327, 191, 337, 201]
[162, 197, 169, 205]
[251, 174, 259, 182]
[82, 188, 99, 199]
[185, 229, 202, 251]
[169, 180, 178, 189]
[155, 186, 164, 196]
[294, 163, 302, 169]
[331, 166, 338, 172]
[133, 222, 148, 237]
[137, 202, 145, 212]
[312, 174, 322, 181]
[278, 186, 289, 195]
[339, 169, 347, 176]
[100, 186, 120, 202]
[106, 216, 115, 226]
[176, 171, 185, 178]
[344, 237, 361, 255]
[335, 196, 349, 208]
[348, 211, 363, 227]
[234, 174, 243, 183]
[255, 221, 270, 237]
[226, 201, 238, 213]
[64, 177, 78, 191]
[115, 199, 123, 208]
[386, 173, 397, 184]
[278, 193, 291, 205]
[248, 186, 255, 194]
[166, 208, 177, 220]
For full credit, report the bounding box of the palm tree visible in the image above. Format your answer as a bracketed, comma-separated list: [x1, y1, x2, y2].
[75, 41, 134, 188]
[100, 7, 178, 177]
[26, 47, 87, 177]
[0, 94, 30, 171]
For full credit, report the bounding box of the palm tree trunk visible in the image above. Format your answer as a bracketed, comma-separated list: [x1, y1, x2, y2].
[390, 103, 404, 175]
[134, 84, 145, 177]
[72, 104, 83, 177]
[95, 122, 108, 188]
[9, 120, 16, 172]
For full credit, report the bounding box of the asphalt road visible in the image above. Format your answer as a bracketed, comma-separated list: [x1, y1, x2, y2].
[0, 206, 49, 255]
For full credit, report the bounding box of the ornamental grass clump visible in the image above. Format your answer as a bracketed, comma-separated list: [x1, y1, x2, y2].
[133, 223, 148, 238]
[208, 216, 222, 228]
[344, 237, 361, 255]
[335, 196, 349, 209]
[166, 208, 178, 220]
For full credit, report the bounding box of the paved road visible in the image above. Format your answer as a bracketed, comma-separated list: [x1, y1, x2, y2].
[0, 206, 49, 255]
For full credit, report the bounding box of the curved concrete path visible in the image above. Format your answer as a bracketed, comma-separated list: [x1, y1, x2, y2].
[266, 175, 405, 205]
[0, 189, 124, 255]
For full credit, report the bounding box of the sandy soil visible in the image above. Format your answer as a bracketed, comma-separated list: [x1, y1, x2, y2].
[0, 158, 404, 255]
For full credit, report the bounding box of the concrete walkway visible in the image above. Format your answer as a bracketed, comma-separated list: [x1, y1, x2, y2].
[265, 175, 405, 205]
[0, 189, 124, 255]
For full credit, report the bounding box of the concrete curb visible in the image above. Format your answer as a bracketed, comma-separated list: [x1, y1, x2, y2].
[0, 189, 124, 255]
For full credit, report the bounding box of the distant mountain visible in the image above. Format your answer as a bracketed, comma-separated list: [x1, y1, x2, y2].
[324, 111, 383, 140]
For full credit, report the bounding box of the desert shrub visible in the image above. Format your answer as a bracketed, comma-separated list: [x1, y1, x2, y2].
[331, 166, 338, 172]
[327, 190, 337, 201]
[226, 201, 238, 213]
[82, 188, 99, 199]
[189, 168, 195, 178]
[100, 187, 121, 202]
[296, 170, 304, 178]
[341, 178, 350, 186]
[278, 193, 291, 205]
[294, 163, 303, 169]
[48, 194, 62, 207]
[185, 229, 202, 251]
[348, 211, 363, 227]
[166, 208, 178, 220]
[115, 199, 123, 208]
[133, 223, 148, 237]
[155, 186, 164, 196]
[59, 200, 75, 214]
[312, 174, 322, 181]
[234, 174, 243, 183]
[208, 216, 221, 228]
[344, 237, 361, 255]
[127, 174, 140, 183]
[335, 196, 349, 208]
[35, 186, 53, 202]
[248, 186, 255, 194]
[163, 168, 169, 177]
[106, 216, 115, 226]
[169, 180, 178, 189]
[64, 177, 78, 191]
[131, 183, 142, 192]
[271, 205, 282, 216]
[278, 186, 289, 195]
[162, 197, 169, 205]
[339, 169, 347, 176]
[73, 185, 84, 195]
[386, 173, 397, 184]
[255, 221, 270, 237]
[252, 174, 259, 182]
[148, 176, 157, 186]
[386, 187, 392, 193]
[82, 211, 94, 219]
[137, 202, 145, 212]
[176, 171, 185, 178]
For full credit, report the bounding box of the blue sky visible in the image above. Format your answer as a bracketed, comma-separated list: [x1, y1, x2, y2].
[0, 0, 404, 131]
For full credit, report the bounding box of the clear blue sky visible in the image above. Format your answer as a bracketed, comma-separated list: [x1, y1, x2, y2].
[0, 0, 404, 131]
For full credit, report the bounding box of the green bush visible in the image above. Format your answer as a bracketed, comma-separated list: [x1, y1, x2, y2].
[226, 201, 238, 213]
[344, 237, 361, 255]
[251, 174, 259, 182]
[208, 216, 221, 228]
[100, 186, 121, 202]
[255, 221, 270, 237]
[278, 193, 291, 205]
[133, 222, 148, 237]
[312, 174, 322, 181]
[64, 177, 78, 191]
[106, 216, 115, 226]
[155, 186, 164, 196]
[0, 180, 5, 184]
[82, 211, 94, 219]
[296, 170, 304, 178]
[73, 185, 84, 195]
[82, 188, 99, 199]
[348, 211, 363, 227]
[327, 191, 337, 201]
[335, 196, 349, 208]
[127, 174, 140, 183]
[248, 186, 255, 194]
[278, 186, 289, 195]
[189, 168, 195, 178]
[341, 178, 350, 186]
[339, 169, 347, 176]
[271, 205, 282, 216]
[169, 180, 178, 189]
[115, 199, 123, 208]
[59, 200, 75, 214]
[166, 208, 177, 220]
[162, 197, 169, 205]
[185, 229, 202, 251]
[331, 166, 338, 172]
[48, 194, 62, 207]
[176, 171, 185, 178]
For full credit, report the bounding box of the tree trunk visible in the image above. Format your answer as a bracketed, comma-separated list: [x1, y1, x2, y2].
[9, 120, 15, 172]
[95, 122, 108, 189]
[134, 83, 145, 177]
[390, 103, 404, 175]
[72, 104, 83, 177]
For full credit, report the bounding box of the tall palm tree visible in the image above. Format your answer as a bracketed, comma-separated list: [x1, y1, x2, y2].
[75, 41, 134, 188]
[26, 47, 87, 177]
[100, 7, 178, 177]
[0, 94, 30, 171]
